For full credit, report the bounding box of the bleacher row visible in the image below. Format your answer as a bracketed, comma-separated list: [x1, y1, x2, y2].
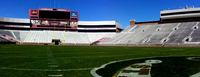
[99, 22, 200, 45]
[0, 30, 115, 44]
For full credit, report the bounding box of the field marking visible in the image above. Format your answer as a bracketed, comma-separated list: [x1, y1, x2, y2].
[1, 53, 139, 60]
[48, 65, 59, 68]
[61, 54, 139, 59]
[0, 52, 109, 58]
[48, 74, 63, 77]
[0, 67, 92, 71]
[1, 54, 135, 59]
[8, 54, 135, 60]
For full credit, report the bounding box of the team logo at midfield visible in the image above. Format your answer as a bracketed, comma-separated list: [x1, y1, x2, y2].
[92, 56, 200, 77]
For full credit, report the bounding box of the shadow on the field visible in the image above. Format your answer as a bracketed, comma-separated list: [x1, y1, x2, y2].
[93, 56, 200, 77]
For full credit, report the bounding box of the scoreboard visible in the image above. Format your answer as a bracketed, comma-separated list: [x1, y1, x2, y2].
[39, 10, 71, 19]
[29, 8, 79, 31]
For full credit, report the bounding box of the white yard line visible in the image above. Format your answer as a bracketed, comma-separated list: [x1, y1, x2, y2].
[0, 67, 92, 71]
[48, 65, 59, 68]
[48, 74, 63, 77]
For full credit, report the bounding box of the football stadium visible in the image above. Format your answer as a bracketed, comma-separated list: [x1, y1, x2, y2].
[0, 1, 200, 77]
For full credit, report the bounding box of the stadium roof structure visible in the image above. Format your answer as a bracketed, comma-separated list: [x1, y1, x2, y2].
[161, 7, 200, 14]
[78, 21, 121, 28]
[160, 7, 200, 22]
[0, 18, 121, 28]
[131, 7, 200, 25]
[0, 18, 29, 24]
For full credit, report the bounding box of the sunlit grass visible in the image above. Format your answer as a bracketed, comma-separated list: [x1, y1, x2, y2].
[0, 45, 199, 77]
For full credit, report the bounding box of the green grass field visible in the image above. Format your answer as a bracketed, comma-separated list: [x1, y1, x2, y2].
[0, 45, 200, 77]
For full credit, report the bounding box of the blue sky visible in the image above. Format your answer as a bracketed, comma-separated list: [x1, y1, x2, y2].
[0, 0, 200, 28]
